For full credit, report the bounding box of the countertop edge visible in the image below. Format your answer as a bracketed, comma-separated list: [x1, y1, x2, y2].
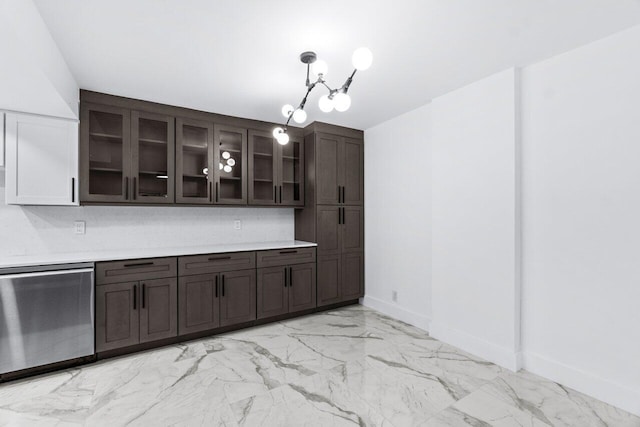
[0, 240, 318, 270]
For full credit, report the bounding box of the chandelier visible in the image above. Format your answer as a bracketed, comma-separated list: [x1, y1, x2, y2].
[272, 47, 373, 145]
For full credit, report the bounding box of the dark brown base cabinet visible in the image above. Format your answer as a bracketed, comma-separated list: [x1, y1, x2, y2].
[96, 277, 178, 352]
[178, 270, 257, 335]
[257, 262, 316, 319]
[317, 253, 364, 306]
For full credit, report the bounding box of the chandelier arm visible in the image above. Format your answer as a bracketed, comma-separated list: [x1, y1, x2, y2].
[341, 69, 358, 93]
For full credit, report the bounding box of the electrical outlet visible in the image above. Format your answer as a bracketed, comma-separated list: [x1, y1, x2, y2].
[74, 221, 86, 235]
[392, 290, 398, 302]
[233, 220, 242, 230]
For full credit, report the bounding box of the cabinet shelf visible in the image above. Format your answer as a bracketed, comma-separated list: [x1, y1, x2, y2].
[139, 170, 168, 176]
[220, 176, 241, 181]
[90, 167, 123, 173]
[253, 152, 273, 158]
[139, 137, 168, 145]
[282, 156, 300, 160]
[90, 132, 122, 140]
[183, 173, 207, 179]
[253, 178, 274, 183]
[219, 148, 241, 154]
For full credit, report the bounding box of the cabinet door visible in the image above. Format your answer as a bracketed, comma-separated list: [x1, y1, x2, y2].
[342, 206, 364, 253]
[96, 282, 139, 352]
[5, 113, 78, 205]
[317, 255, 341, 307]
[139, 277, 178, 343]
[257, 266, 288, 319]
[214, 125, 247, 205]
[342, 137, 364, 205]
[289, 263, 316, 313]
[176, 117, 213, 204]
[315, 133, 341, 205]
[248, 130, 278, 205]
[278, 137, 304, 206]
[220, 269, 256, 326]
[178, 273, 220, 335]
[341, 252, 364, 301]
[131, 111, 175, 204]
[80, 103, 131, 203]
[317, 206, 341, 255]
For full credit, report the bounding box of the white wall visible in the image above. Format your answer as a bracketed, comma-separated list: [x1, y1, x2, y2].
[521, 25, 640, 415]
[0, 0, 78, 118]
[430, 68, 521, 370]
[0, 174, 294, 258]
[362, 104, 432, 330]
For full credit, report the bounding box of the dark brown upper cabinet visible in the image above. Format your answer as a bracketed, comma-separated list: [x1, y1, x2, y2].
[176, 120, 248, 205]
[80, 103, 174, 204]
[248, 130, 304, 207]
[214, 124, 248, 204]
[315, 133, 363, 206]
[131, 111, 175, 203]
[176, 117, 214, 204]
[80, 103, 131, 203]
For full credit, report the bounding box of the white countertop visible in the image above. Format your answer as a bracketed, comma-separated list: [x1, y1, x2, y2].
[0, 240, 317, 270]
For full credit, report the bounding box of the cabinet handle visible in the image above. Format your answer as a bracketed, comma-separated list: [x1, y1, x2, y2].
[124, 261, 154, 268]
[216, 182, 219, 202]
[125, 177, 129, 200]
[141, 283, 146, 309]
[289, 267, 293, 288]
[279, 186, 282, 203]
[221, 274, 225, 297]
[133, 284, 137, 310]
[279, 250, 297, 254]
[338, 185, 341, 203]
[209, 181, 212, 202]
[338, 207, 342, 225]
[284, 267, 288, 287]
[133, 177, 137, 200]
[342, 207, 346, 225]
[71, 178, 75, 203]
[342, 186, 345, 204]
[208, 256, 232, 261]
[215, 275, 219, 298]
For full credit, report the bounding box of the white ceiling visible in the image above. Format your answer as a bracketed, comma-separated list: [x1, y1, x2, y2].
[34, 0, 640, 130]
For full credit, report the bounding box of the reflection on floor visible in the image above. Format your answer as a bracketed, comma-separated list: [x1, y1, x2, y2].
[0, 305, 638, 426]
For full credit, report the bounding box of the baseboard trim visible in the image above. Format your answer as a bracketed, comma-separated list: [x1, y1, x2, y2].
[360, 295, 431, 332]
[429, 321, 522, 372]
[522, 352, 640, 417]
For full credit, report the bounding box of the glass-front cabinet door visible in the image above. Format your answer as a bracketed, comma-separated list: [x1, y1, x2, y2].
[279, 138, 304, 206]
[248, 130, 278, 205]
[176, 117, 214, 204]
[214, 125, 247, 204]
[80, 103, 131, 202]
[131, 111, 175, 203]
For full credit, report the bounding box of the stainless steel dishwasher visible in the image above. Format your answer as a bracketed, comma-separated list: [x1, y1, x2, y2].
[0, 263, 94, 376]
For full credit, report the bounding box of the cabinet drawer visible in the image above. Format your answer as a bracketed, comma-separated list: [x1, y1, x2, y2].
[179, 251, 256, 276]
[96, 257, 177, 285]
[257, 247, 316, 268]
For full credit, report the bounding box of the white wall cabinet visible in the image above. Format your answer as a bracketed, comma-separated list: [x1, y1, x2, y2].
[5, 113, 79, 205]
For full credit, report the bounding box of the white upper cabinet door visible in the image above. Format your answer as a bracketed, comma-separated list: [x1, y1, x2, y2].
[5, 113, 79, 205]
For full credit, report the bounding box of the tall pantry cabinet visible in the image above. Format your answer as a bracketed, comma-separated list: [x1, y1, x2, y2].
[295, 123, 364, 307]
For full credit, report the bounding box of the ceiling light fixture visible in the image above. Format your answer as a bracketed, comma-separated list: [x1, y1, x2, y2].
[273, 47, 372, 145]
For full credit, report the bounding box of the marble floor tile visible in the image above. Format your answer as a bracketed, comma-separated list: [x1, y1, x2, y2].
[0, 304, 638, 427]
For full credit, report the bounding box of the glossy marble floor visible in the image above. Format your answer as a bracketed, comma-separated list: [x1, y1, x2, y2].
[0, 305, 638, 426]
